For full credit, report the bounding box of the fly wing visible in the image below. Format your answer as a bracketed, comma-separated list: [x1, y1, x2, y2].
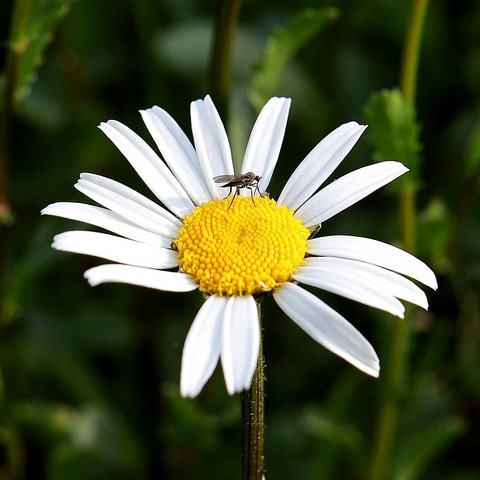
[213, 174, 238, 183]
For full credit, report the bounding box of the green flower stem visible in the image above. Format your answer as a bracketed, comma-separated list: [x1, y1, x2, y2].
[240, 305, 265, 480]
[400, 0, 430, 106]
[369, 305, 411, 480]
[370, 1, 429, 479]
[209, 0, 243, 118]
[399, 187, 417, 253]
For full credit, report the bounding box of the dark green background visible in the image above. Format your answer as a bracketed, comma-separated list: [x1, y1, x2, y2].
[1, 0, 479, 478]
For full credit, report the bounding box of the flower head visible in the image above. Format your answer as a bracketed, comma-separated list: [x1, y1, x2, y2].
[42, 95, 437, 397]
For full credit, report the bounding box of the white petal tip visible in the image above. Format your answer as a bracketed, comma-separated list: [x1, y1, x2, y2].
[354, 358, 380, 378]
[180, 386, 198, 399]
[223, 385, 245, 396]
[83, 270, 99, 287]
[224, 375, 252, 396]
[50, 235, 64, 250]
[359, 360, 380, 378]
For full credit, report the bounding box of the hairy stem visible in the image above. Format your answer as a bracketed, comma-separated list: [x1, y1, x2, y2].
[241, 306, 265, 480]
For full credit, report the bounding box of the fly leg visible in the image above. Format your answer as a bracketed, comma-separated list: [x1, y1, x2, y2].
[246, 185, 257, 206]
[227, 186, 240, 209]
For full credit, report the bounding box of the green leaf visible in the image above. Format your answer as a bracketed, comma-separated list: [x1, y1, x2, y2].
[6, 0, 75, 105]
[364, 89, 422, 192]
[249, 7, 339, 111]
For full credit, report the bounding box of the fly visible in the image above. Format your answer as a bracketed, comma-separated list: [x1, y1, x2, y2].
[213, 172, 263, 209]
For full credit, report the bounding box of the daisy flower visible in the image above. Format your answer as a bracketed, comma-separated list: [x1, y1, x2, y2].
[42, 95, 437, 398]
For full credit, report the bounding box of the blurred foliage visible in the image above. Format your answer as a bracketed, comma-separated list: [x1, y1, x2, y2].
[1, 0, 480, 479]
[2, 0, 75, 106]
[249, 6, 339, 111]
[364, 89, 422, 192]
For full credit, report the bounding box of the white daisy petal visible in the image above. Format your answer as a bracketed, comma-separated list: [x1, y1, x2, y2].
[75, 173, 181, 238]
[295, 161, 408, 227]
[180, 295, 226, 398]
[293, 272, 404, 318]
[44, 95, 438, 398]
[41, 202, 171, 247]
[52, 231, 178, 269]
[241, 97, 291, 192]
[221, 295, 260, 395]
[78, 173, 181, 224]
[203, 95, 235, 173]
[307, 235, 438, 289]
[99, 120, 195, 217]
[140, 106, 212, 205]
[295, 257, 430, 317]
[294, 269, 404, 317]
[84, 264, 198, 292]
[278, 122, 367, 210]
[191, 95, 234, 198]
[273, 283, 380, 377]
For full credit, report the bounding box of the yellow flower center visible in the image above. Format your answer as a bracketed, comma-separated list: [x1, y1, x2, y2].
[174, 195, 310, 296]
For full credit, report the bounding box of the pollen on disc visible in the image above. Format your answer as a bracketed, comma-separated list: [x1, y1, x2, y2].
[174, 196, 310, 296]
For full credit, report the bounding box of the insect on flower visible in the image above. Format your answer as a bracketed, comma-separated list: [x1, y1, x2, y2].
[214, 172, 263, 208]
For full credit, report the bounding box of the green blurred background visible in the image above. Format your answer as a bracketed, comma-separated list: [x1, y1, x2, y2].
[1, 0, 479, 479]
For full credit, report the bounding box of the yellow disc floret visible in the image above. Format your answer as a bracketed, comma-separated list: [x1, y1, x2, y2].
[174, 195, 310, 296]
